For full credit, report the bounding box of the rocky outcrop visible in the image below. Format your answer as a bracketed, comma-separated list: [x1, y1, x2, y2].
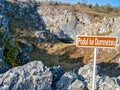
[0, 0, 31, 73]
[77, 63, 120, 90]
[38, 6, 91, 42]
[0, 0, 55, 46]
[37, 5, 120, 42]
[0, 61, 120, 90]
[1, 0, 120, 43]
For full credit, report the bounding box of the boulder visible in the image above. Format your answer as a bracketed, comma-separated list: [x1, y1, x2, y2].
[50, 66, 64, 89]
[77, 63, 120, 90]
[68, 79, 86, 90]
[0, 61, 52, 90]
[97, 76, 120, 90]
[56, 70, 78, 90]
[0, 61, 120, 90]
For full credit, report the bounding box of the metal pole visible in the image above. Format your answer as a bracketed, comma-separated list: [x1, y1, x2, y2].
[92, 47, 97, 90]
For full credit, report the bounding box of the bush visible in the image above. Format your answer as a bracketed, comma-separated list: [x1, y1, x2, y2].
[3, 34, 22, 67]
[101, 4, 113, 13]
[77, 2, 81, 5]
[0, 27, 22, 67]
[94, 3, 99, 9]
[88, 3, 92, 8]
[66, 17, 69, 23]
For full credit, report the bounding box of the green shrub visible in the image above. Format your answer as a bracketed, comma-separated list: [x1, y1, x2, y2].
[3, 34, 22, 67]
[66, 17, 69, 23]
[94, 3, 99, 9]
[0, 27, 22, 67]
[88, 3, 93, 8]
[101, 4, 113, 13]
[77, 2, 81, 5]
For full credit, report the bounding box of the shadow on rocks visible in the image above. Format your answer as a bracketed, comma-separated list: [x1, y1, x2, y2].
[97, 62, 120, 77]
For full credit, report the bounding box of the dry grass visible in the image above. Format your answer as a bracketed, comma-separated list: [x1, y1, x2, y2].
[27, 42, 120, 71]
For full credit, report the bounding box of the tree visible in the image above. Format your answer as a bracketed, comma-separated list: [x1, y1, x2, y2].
[3, 33, 21, 67]
[101, 4, 113, 13]
[77, 2, 81, 5]
[94, 3, 99, 9]
[88, 3, 93, 8]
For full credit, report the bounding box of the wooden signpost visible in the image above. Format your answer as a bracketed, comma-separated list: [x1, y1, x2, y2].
[76, 35, 117, 90]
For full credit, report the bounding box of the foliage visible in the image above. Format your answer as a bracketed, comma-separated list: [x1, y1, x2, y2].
[66, 17, 69, 23]
[101, 4, 113, 13]
[0, 27, 22, 67]
[88, 3, 92, 8]
[77, 2, 81, 5]
[3, 34, 22, 67]
[94, 3, 99, 9]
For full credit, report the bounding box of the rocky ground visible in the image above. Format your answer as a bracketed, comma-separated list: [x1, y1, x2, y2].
[0, 61, 120, 90]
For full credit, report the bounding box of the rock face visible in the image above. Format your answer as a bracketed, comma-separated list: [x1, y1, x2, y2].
[38, 7, 91, 42]
[0, 0, 55, 46]
[0, 61, 120, 90]
[1, 0, 120, 43]
[37, 5, 120, 42]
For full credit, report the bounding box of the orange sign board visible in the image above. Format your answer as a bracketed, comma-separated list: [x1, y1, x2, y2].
[76, 35, 117, 48]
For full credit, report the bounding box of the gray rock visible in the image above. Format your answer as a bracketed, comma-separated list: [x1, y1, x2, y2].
[20, 52, 30, 65]
[50, 66, 64, 83]
[56, 70, 78, 90]
[117, 76, 120, 86]
[0, 60, 10, 74]
[0, 48, 3, 58]
[50, 66, 64, 89]
[68, 79, 86, 90]
[98, 76, 120, 90]
[0, 61, 120, 90]
[0, 61, 52, 90]
[78, 63, 120, 90]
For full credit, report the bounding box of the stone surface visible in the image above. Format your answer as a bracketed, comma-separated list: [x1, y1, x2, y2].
[56, 70, 78, 90]
[50, 66, 64, 82]
[0, 59, 10, 74]
[0, 61, 52, 90]
[68, 79, 86, 90]
[37, 5, 120, 42]
[0, 61, 120, 90]
[0, 48, 3, 58]
[77, 63, 120, 90]
[50, 66, 64, 89]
